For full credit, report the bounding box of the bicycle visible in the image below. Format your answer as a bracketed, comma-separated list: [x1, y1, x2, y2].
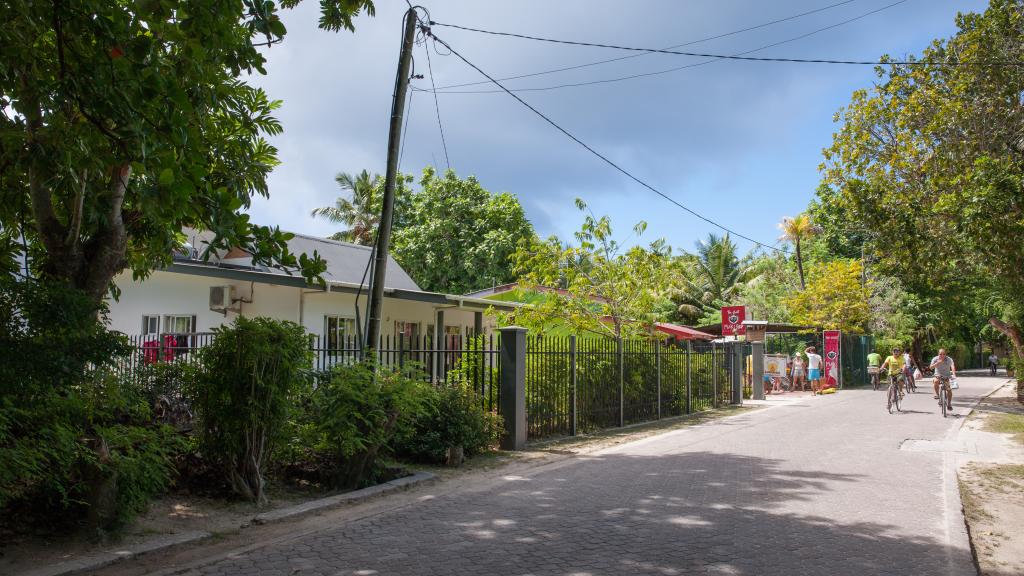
[904, 368, 917, 394]
[886, 373, 903, 414]
[936, 375, 952, 418]
[868, 366, 881, 391]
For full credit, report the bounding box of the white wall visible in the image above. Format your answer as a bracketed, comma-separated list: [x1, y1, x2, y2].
[107, 270, 495, 339]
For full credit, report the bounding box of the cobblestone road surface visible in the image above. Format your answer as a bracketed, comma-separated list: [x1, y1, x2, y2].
[166, 376, 1001, 575]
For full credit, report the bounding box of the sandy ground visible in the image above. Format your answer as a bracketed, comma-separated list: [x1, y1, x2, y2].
[957, 381, 1024, 576]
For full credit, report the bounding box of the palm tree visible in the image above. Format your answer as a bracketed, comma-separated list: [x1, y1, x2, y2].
[778, 214, 819, 290]
[672, 234, 752, 323]
[311, 170, 382, 245]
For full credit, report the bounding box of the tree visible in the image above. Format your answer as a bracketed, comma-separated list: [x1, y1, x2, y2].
[0, 0, 375, 301]
[311, 170, 413, 245]
[786, 259, 871, 333]
[737, 254, 800, 324]
[777, 214, 819, 289]
[670, 234, 754, 325]
[505, 200, 672, 338]
[391, 168, 535, 294]
[820, 0, 1024, 359]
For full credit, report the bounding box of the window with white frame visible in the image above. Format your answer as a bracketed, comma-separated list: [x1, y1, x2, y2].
[142, 314, 195, 335]
[142, 315, 160, 336]
[325, 315, 358, 354]
[163, 315, 196, 334]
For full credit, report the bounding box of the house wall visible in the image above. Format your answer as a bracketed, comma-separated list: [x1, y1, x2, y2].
[107, 270, 496, 339]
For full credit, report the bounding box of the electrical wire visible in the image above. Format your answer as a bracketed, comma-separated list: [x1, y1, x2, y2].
[424, 34, 452, 171]
[419, 24, 785, 253]
[428, 0, 861, 91]
[422, 0, 914, 94]
[428, 13, 1022, 68]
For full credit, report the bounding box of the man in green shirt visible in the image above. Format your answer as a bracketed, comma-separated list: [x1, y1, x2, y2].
[867, 351, 882, 389]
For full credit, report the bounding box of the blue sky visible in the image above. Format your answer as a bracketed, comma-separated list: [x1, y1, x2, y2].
[248, 0, 987, 256]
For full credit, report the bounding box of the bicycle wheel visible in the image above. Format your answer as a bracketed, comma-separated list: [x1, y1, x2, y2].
[940, 387, 948, 418]
[894, 387, 902, 412]
[887, 384, 895, 414]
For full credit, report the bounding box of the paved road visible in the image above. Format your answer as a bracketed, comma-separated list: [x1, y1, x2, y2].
[150, 375, 1004, 576]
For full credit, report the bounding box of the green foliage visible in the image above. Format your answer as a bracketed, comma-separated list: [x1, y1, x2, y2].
[394, 383, 502, 464]
[287, 363, 428, 489]
[820, 0, 1024, 354]
[192, 317, 312, 504]
[737, 254, 800, 324]
[786, 260, 871, 333]
[507, 199, 671, 338]
[391, 167, 536, 294]
[0, 277, 180, 531]
[312, 170, 414, 245]
[670, 233, 758, 325]
[0, 0, 374, 298]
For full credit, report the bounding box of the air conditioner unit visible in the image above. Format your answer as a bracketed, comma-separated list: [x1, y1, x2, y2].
[209, 285, 235, 311]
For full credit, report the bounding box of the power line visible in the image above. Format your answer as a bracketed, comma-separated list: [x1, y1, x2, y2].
[428, 15, 1022, 67]
[419, 24, 786, 254]
[421, 0, 912, 94]
[429, 0, 860, 91]
[398, 77, 414, 169]
[423, 33, 452, 171]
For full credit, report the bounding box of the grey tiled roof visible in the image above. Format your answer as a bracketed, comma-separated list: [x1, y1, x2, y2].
[180, 228, 421, 291]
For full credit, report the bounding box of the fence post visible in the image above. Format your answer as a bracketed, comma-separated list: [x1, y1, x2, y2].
[618, 338, 625, 428]
[569, 335, 577, 436]
[730, 342, 744, 405]
[499, 327, 528, 450]
[686, 340, 692, 414]
[398, 333, 405, 370]
[655, 339, 662, 420]
[751, 341, 765, 400]
[713, 344, 719, 409]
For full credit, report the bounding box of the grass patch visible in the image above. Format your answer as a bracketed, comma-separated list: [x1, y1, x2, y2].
[984, 413, 1024, 445]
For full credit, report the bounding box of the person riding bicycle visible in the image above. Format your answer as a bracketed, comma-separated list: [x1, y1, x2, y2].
[881, 347, 905, 395]
[988, 352, 999, 376]
[867, 350, 882, 388]
[902, 350, 919, 392]
[930, 348, 957, 411]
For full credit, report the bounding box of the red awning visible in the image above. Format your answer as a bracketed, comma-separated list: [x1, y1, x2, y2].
[654, 322, 715, 341]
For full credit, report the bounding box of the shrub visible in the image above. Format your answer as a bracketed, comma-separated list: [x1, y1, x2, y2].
[286, 363, 428, 490]
[0, 277, 181, 532]
[394, 383, 503, 465]
[192, 317, 311, 504]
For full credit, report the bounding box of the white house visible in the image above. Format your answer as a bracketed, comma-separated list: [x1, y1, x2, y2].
[106, 229, 515, 348]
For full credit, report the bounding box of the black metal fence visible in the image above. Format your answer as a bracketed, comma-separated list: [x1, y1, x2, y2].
[522, 336, 736, 439]
[115, 332, 739, 442]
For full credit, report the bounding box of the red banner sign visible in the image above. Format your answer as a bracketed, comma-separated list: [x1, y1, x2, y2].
[823, 330, 841, 389]
[721, 306, 746, 336]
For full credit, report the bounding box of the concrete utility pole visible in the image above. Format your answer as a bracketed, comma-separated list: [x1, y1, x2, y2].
[366, 8, 417, 352]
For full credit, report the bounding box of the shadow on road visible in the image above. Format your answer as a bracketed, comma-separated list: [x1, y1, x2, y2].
[177, 451, 966, 576]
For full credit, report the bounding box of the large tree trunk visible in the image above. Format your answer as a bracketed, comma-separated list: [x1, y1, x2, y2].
[31, 163, 131, 303]
[989, 316, 1024, 402]
[989, 316, 1024, 359]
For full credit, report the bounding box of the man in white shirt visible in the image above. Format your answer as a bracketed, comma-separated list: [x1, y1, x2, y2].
[805, 346, 823, 394]
[929, 348, 957, 411]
